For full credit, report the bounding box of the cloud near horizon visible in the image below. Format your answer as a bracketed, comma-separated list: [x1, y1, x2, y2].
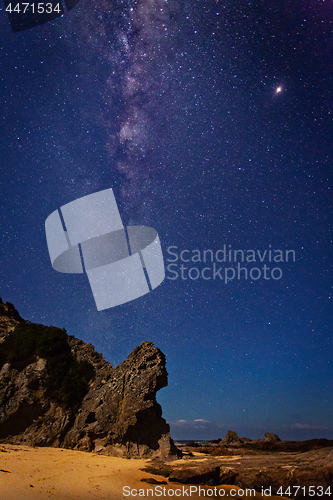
[171, 419, 223, 435]
[293, 423, 329, 430]
[173, 419, 215, 426]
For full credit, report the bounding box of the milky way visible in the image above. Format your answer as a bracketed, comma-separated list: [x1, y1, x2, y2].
[72, 0, 182, 222]
[1, 0, 332, 441]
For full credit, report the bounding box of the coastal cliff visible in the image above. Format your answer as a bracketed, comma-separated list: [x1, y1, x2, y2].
[0, 298, 179, 459]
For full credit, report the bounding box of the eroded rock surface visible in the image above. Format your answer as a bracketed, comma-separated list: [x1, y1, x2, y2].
[144, 447, 333, 495]
[0, 298, 179, 459]
[0, 298, 23, 343]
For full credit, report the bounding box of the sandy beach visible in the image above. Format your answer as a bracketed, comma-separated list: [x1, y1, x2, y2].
[0, 444, 289, 500]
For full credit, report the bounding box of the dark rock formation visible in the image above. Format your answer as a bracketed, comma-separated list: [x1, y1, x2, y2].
[234, 447, 333, 494]
[141, 462, 174, 477]
[219, 468, 238, 485]
[146, 447, 333, 494]
[243, 437, 333, 453]
[184, 432, 333, 456]
[0, 298, 23, 343]
[221, 430, 240, 445]
[0, 298, 180, 459]
[239, 436, 252, 443]
[185, 440, 200, 447]
[169, 464, 221, 485]
[264, 432, 281, 442]
[140, 478, 168, 485]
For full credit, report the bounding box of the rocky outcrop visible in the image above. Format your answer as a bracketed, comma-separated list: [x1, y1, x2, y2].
[221, 430, 241, 445]
[264, 432, 281, 442]
[185, 434, 333, 455]
[0, 298, 23, 343]
[145, 447, 333, 493]
[221, 430, 280, 446]
[169, 464, 221, 485]
[0, 298, 180, 459]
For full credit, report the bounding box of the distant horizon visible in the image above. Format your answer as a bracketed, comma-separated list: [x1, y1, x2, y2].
[169, 429, 333, 443]
[167, 416, 333, 442]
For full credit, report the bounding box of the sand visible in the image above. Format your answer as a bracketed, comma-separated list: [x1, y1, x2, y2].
[0, 444, 285, 500]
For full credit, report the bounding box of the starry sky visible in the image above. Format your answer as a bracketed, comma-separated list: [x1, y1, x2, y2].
[0, 0, 332, 441]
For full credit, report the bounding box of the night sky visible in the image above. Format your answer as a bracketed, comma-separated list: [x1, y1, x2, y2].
[1, 0, 332, 441]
